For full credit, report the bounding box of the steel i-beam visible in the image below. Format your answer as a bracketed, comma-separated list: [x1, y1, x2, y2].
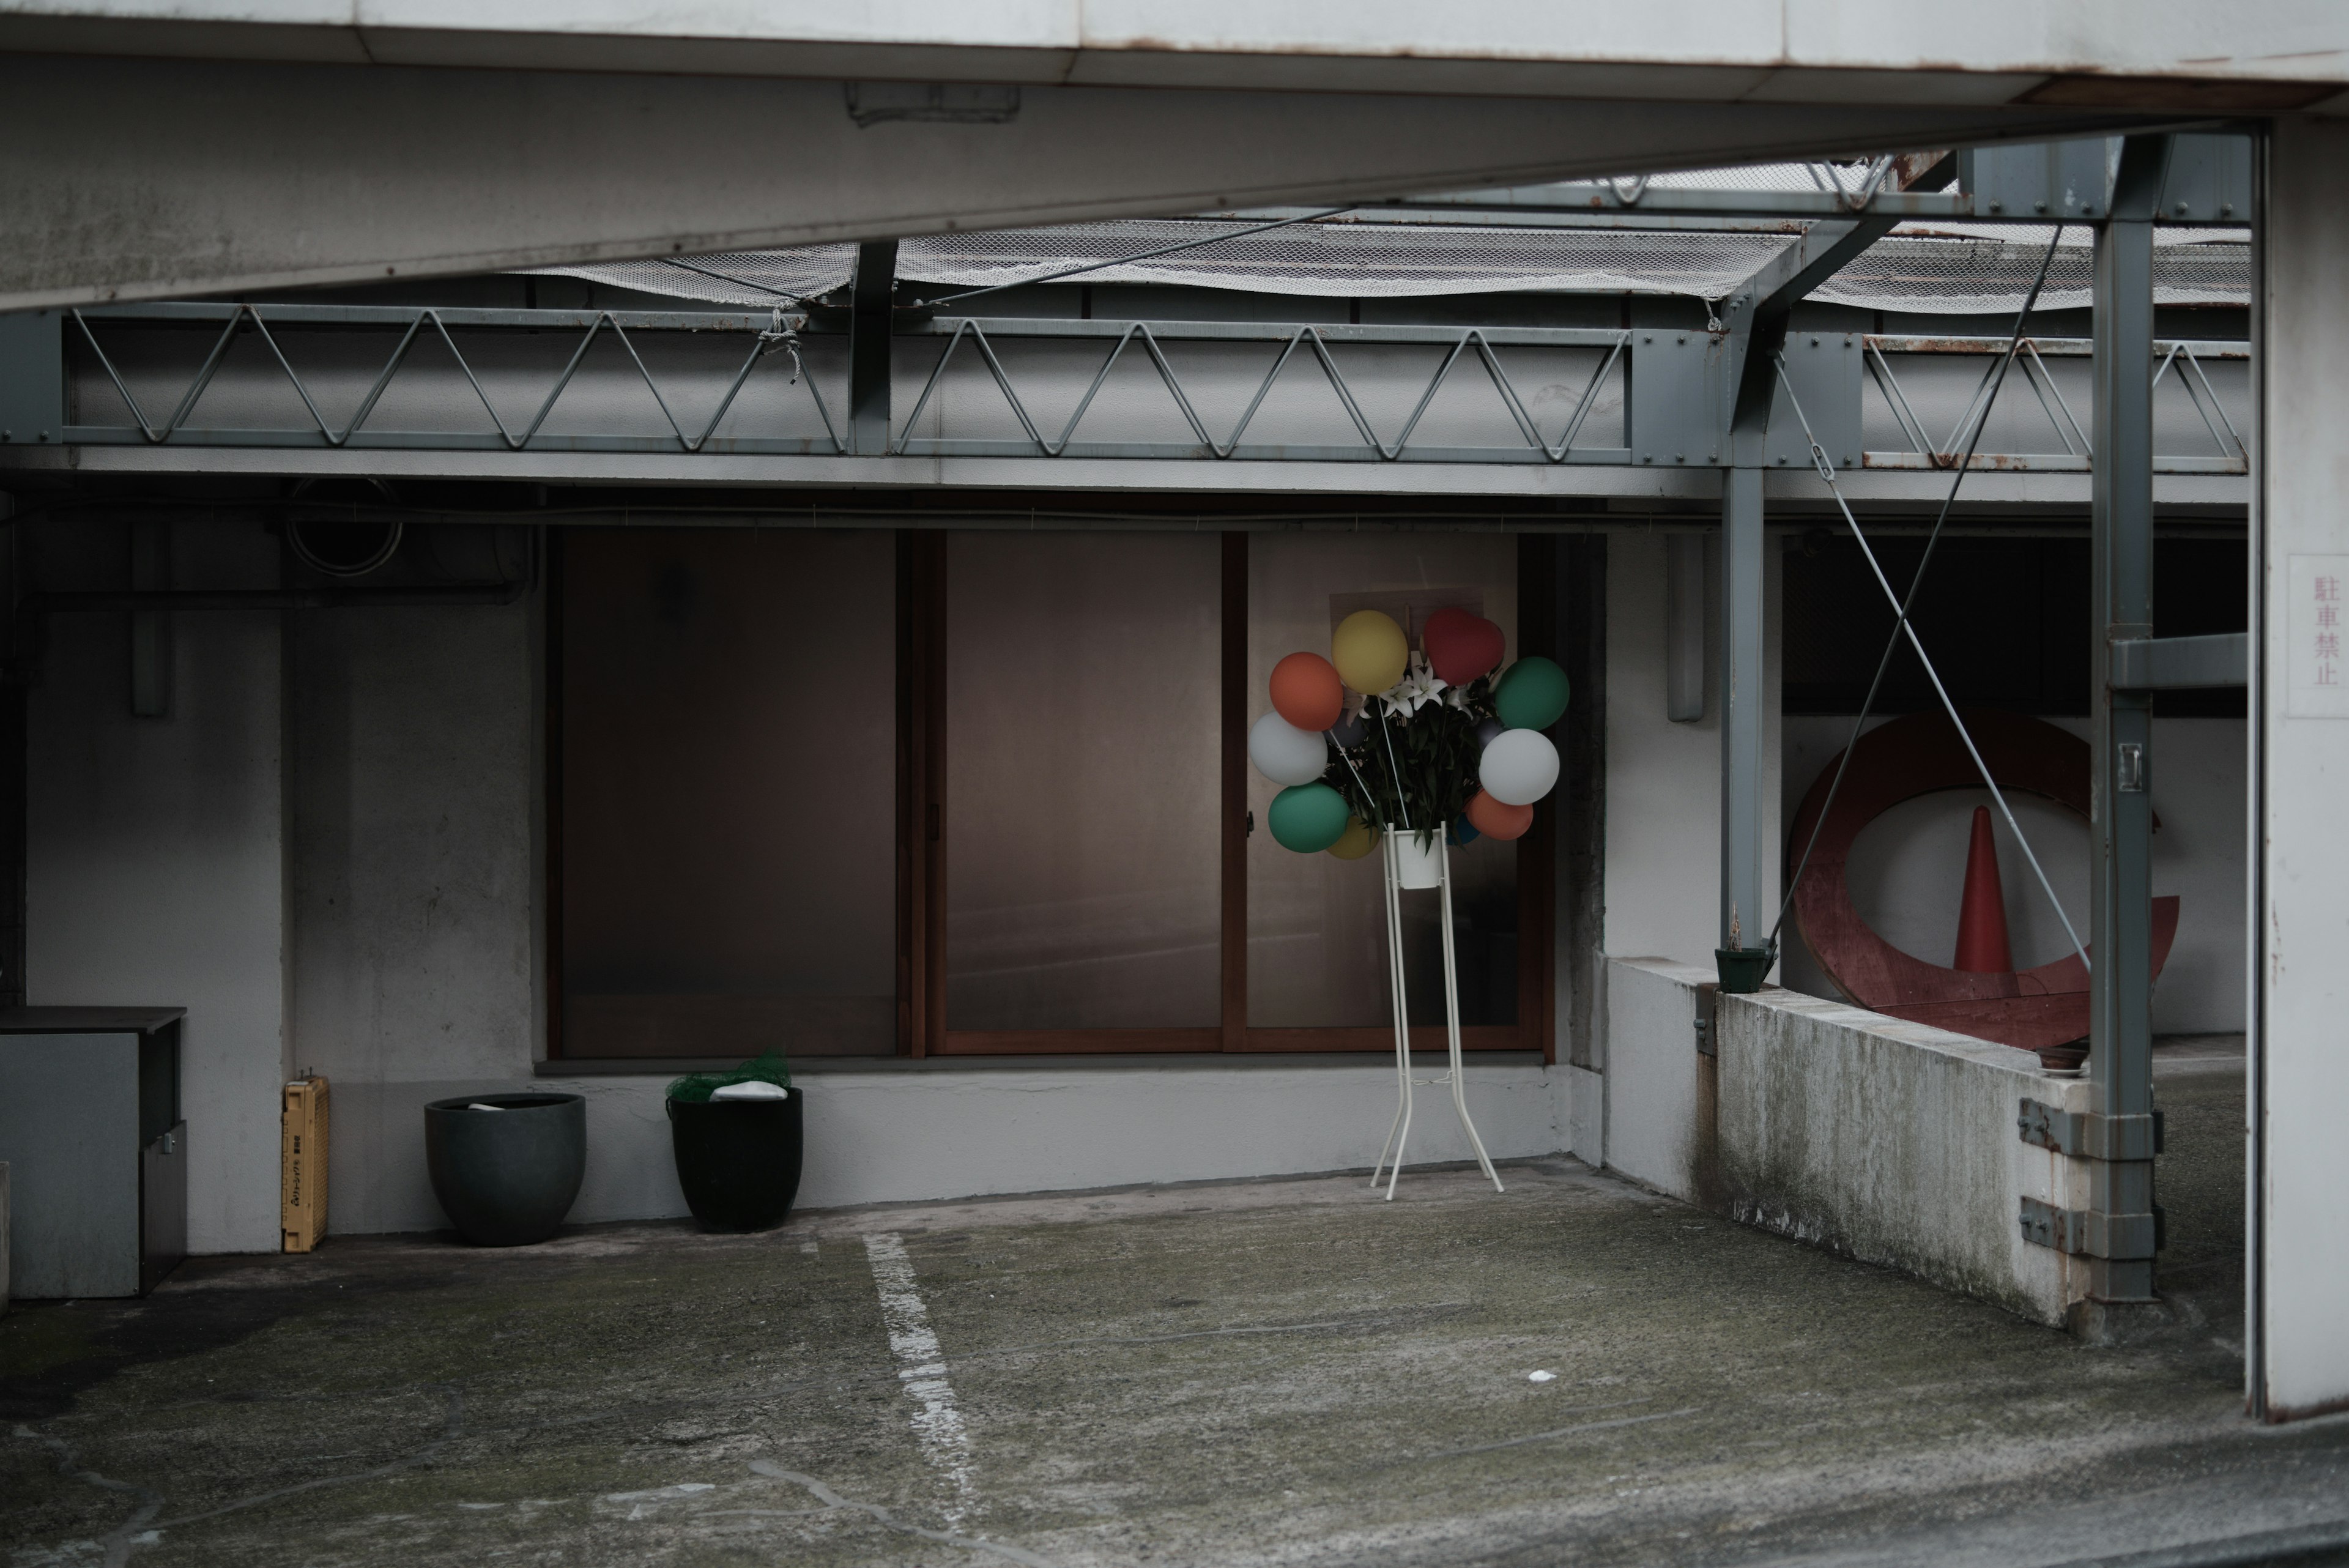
[1716, 217, 1890, 958]
[849, 240, 897, 456]
[1719, 468, 1767, 952]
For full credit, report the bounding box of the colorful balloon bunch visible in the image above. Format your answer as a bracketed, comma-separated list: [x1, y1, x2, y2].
[1250, 605, 1569, 857]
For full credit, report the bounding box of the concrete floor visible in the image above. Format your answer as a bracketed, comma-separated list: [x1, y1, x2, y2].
[7, 1045, 2347, 1568]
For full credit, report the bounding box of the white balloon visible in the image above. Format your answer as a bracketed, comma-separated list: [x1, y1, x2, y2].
[1249, 711, 1329, 786]
[1479, 727, 1558, 806]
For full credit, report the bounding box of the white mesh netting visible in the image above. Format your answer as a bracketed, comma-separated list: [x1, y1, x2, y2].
[532, 199, 2247, 315]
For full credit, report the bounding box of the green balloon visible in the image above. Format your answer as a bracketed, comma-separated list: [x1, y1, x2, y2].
[1268, 782, 1350, 853]
[1494, 656, 1570, 731]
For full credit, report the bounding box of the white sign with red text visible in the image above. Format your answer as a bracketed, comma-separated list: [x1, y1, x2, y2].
[2288, 554, 2349, 717]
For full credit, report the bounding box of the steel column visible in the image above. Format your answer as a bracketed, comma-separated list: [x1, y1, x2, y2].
[1719, 467, 1767, 953]
[2088, 135, 2170, 1306]
[1713, 217, 1887, 960]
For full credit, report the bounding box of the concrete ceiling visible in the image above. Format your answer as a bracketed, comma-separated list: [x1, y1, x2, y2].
[1, 1, 2338, 308]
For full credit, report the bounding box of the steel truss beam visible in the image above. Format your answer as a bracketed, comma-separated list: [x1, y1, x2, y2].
[13, 305, 2248, 481]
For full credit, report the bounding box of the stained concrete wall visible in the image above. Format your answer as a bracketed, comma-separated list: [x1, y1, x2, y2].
[26, 518, 288, 1256]
[1602, 957, 2092, 1326]
[286, 598, 540, 1236]
[1779, 715, 2246, 1035]
[1713, 984, 2091, 1327]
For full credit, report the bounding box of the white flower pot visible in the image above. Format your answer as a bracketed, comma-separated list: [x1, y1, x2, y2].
[1390, 830, 1445, 889]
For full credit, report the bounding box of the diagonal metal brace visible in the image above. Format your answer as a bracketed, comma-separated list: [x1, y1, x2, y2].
[2019, 1196, 2161, 1258]
[2018, 1099, 2164, 1160]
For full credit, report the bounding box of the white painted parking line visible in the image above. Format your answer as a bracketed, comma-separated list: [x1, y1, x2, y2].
[863, 1232, 978, 1525]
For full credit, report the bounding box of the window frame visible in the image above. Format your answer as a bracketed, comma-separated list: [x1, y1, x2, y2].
[547, 526, 1556, 1063]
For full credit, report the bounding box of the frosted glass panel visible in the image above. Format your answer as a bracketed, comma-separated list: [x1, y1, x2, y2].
[946, 534, 1222, 1030]
[1247, 535, 1520, 1028]
[561, 529, 896, 1057]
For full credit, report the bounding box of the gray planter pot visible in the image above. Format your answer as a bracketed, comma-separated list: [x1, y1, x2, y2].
[424, 1093, 585, 1246]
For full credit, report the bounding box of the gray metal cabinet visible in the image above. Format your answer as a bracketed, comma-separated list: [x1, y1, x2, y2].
[0, 1008, 186, 1298]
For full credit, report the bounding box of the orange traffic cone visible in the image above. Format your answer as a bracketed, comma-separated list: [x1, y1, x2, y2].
[1953, 805, 2014, 973]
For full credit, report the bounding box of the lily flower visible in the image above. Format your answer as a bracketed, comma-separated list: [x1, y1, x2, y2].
[1379, 652, 1448, 718]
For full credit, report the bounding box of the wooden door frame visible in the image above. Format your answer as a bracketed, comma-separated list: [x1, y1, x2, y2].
[544, 524, 1556, 1063]
[900, 527, 1555, 1060]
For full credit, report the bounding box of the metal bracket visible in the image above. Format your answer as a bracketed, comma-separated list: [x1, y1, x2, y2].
[1694, 981, 1718, 1057]
[0, 308, 64, 446]
[2019, 1196, 2164, 1258]
[2110, 631, 2247, 690]
[1965, 137, 2113, 220]
[2017, 1099, 2164, 1159]
[1627, 330, 1725, 467]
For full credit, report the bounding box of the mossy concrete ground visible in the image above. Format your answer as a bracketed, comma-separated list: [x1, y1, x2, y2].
[6, 1046, 2344, 1567]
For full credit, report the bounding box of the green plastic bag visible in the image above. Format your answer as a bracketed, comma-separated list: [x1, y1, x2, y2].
[667, 1049, 793, 1105]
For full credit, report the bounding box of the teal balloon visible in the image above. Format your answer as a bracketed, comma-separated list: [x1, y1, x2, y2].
[1268, 782, 1350, 853]
[1494, 656, 1571, 730]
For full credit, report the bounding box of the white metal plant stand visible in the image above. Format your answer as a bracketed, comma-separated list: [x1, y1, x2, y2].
[1367, 826, 1505, 1200]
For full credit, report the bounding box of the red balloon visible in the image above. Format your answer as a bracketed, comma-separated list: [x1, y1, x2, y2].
[1422, 606, 1505, 686]
[1269, 652, 1345, 732]
[1466, 789, 1534, 842]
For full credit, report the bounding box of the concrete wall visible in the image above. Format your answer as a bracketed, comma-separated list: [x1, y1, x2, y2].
[26, 518, 287, 1256]
[262, 544, 1574, 1233]
[1598, 957, 1713, 1199]
[1603, 527, 1781, 967]
[1779, 715, 2246, 1035]
[332, 1060, 1572, 1231]
[286, 598, 541, 1236]
[2257, 116, 2349, 1419]
[1601, 957, 2093, 1326]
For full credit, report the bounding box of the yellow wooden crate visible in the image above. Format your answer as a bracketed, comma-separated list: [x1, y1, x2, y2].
[281, 1076, 330, 1253]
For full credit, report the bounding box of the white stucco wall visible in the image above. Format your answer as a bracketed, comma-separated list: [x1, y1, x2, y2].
[1603, 528, 1781, 967]
[27, 519, 287, 1256]
[330, 1060, 1572, 1232]
[262, 542, 1576, 1233]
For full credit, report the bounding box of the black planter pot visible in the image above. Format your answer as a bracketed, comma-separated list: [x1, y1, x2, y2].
[667, 1091, 803, 1233]
[424, 1093, 586, 1246]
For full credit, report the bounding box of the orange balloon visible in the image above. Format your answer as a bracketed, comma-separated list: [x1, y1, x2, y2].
[1269, 652, 1345, 732]
[1466, 789, 1534, 842]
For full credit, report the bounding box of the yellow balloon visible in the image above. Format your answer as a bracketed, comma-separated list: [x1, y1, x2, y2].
[1331, 610, 1409, 693]
[1326, 817, 1380, 861]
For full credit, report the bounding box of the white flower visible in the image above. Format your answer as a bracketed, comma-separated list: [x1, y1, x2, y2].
[1379, 652, 1447, 718]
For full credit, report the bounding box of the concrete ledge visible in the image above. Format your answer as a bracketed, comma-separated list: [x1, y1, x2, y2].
[1602, 957, 1719, 1201]
[326, 1061, 1572, 1236]
[1604, 957, 2092, 1326]
[1715, 986, 2091, 1326]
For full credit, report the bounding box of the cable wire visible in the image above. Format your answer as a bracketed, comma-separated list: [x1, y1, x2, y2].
[1768, 225, 2077, 966]
[658, 256, 814, 303]
[913, 209, 1354, 310]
